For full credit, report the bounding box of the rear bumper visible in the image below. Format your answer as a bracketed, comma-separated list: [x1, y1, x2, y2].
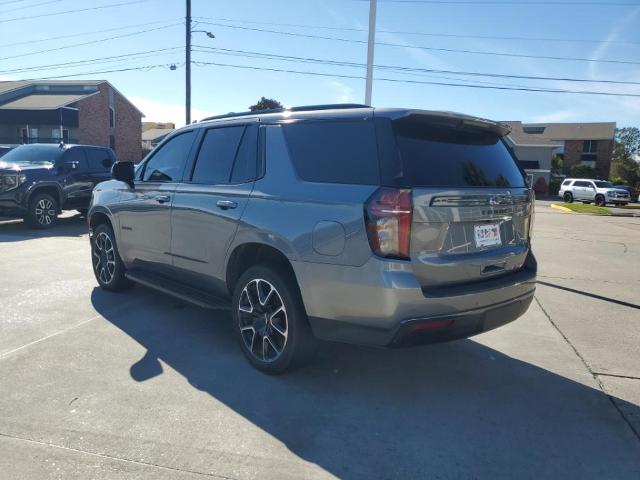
[294, 251, 536, 347]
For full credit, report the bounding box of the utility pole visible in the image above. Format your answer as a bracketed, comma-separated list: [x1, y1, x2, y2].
[364, 0, 377, 106]
[185, 0, 191, 125]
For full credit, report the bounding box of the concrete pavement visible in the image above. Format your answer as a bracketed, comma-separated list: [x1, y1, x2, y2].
[0, 206, 639, 479]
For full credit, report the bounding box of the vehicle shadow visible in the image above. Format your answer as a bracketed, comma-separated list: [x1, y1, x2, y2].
[0, 212, 87, 242]
[90, 287, 640, 479]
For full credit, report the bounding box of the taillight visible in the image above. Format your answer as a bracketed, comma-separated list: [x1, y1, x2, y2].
[364, 187, 412, 260]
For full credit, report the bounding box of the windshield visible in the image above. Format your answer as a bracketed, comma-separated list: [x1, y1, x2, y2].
[594, 181, 613, 188]
[0, 145, 63, 165]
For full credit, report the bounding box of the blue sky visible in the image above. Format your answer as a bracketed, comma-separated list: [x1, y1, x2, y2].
[1, 0, 639, 127]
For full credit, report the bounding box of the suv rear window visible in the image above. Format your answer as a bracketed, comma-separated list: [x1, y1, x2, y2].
[282, 120, 379, 185]
[382, 117, 525, 188]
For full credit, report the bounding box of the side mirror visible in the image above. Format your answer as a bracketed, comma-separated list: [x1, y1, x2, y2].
[111, 161, 134, 188]
[59, 161, 78, 172]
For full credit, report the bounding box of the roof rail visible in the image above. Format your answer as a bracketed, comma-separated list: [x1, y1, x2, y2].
[200, 103, 370, 122]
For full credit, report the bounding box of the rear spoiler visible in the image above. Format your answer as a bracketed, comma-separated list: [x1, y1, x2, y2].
[381, 109, 511, 137]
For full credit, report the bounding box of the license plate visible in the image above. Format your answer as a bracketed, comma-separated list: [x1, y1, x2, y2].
[474, 223, 501, 248]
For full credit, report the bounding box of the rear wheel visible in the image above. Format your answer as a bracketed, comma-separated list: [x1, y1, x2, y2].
[91, 223, 133, 291]
[232, 265, 317, 374]
[26, 192, 58, 229]
[595, 195, 606, 207]
[563, 192, 573, 203]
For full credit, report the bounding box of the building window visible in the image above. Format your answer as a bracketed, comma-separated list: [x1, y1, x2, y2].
[523, 126, 545, 134]
[109, 107, 115, 128]
[580, 160, 597, 169]
[51, 129, 61, 142]
[109, 135, 116, 151]
[63, 129, 69, 143]
[583, 140, 598, 153]
[21, 128, 28, 144]
[29, 127, 38, 143]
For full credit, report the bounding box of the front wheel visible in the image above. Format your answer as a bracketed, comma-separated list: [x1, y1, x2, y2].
[91, 223, 133, 291]
[595, 195, 606, 207]
[26, 192, 58, 229]
[563, 192, 573, 203]
[232, 265, 317, 374]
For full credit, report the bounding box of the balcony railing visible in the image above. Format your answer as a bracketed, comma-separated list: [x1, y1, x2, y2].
[0, 137, 79, 145]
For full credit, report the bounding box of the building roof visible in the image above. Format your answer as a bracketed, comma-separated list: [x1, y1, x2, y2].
[0, 93, 92, 110]
[142, 128, 174, 141]
[505, 121, 616, 146]
[0, 80, 143, 116]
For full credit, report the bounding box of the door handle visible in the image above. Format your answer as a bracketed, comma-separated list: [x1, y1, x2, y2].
[216, 200, 238, 210]
[155, 195, 171, 204]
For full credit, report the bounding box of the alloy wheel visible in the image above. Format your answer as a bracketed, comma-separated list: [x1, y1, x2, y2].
[35, 198, 56, 225]
[238, 279, 288, 363]
[93, 231, 116, 285]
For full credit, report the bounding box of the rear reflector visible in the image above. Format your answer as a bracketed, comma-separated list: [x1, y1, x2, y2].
[365, 187, 412, 260]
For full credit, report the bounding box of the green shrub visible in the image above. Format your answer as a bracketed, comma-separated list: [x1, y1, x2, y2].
[548, 179, 561, 195]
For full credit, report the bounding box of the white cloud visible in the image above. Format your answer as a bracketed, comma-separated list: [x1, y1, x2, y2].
[130, 96, 215, 128]
[328, 80, 355, 103]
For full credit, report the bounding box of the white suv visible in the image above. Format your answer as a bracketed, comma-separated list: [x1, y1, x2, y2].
[559, 178, 630, 206]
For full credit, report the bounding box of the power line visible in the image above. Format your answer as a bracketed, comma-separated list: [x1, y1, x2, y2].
[192, 45, 640, 86]
[23, 62, 183, 81]
[0, 0, 148, 23]
[0, 47, 182, 74]
[0, 0, 30, 5]
[193, 16, 640, 46]
[191, 60, 640, 97]
[0, 18, 180, 48]
[195, 22, 640, 66]
[0, 23, 181, 61]
[0, 0, 62, 14]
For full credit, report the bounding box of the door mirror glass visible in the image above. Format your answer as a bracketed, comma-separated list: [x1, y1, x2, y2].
[111, 161, 135, 187]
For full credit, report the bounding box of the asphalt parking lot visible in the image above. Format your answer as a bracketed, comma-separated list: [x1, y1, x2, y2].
[1, 203, 639, 479]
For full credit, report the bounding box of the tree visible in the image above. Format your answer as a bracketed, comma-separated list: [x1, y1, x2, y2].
[570, 164, 597, 179]
[248, 97, 282, 112]
[551, 154, 563, 176]
[611, 127, 640, 188]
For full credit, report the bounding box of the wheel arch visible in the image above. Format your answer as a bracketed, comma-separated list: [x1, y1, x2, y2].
[26, 183, 64, 211]
[225, 242, 299, 296]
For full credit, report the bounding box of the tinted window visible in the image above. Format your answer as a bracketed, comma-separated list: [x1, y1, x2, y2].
[85, 149, 113, 171]
[387, 117, 525, 188]
[574, 181, 591, 187]
[142, 130, 196, 182]
[231, 125, 258, 183]
[562, 180, 572, 186]
[282, 120, 379, 185]
[594, 181, 613, 188]
[63, 148, 88, 169]
[192, 126, 245, 184]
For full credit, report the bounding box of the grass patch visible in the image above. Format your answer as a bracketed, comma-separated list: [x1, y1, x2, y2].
[556, 203, 611, 215]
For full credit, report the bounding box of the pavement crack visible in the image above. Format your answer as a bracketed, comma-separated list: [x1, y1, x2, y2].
[0, 432, 237, 479]
[594, 372, 640, 381]
[535, 296, 640, 443]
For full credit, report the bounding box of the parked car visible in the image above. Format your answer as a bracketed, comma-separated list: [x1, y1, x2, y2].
[0, 143, 116, 228]
[89, 105, 537, 373]
[559, 178, 630, 206]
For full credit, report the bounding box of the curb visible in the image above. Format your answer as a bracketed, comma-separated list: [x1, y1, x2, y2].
[550, 204, 573, 213]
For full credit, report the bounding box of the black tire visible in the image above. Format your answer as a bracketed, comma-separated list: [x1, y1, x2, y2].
[91, 223, 133, 292]
[595, 195, 606, 207]
[563, 192, 573, 203]
[619, 203, 628, 207]
[25, 192, 58, 229]
[232, 264, 318, 374]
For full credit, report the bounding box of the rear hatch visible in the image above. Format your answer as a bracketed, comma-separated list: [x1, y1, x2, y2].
[378, 112, 533, 290]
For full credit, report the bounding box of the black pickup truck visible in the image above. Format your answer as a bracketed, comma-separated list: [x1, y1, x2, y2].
[0, 143, 116, 228]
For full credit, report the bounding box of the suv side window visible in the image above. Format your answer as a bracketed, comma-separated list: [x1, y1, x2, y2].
[562, 180, 572, 186]
[282, 120, 379, 185]
[62, 148, 88, 169]
[142, 130, 196, 182]
[191, 126, 245, 184]
[85, 148, 114, 171]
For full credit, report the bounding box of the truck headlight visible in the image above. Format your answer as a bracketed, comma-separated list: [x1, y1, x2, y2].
[1, 174, 27, 190]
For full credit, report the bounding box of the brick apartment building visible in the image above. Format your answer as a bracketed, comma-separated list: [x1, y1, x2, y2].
[0, 80, 143, 162]
[505, 121, 616, 192]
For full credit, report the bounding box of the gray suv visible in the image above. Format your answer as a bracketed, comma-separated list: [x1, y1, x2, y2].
[88, 105, 536, 373]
